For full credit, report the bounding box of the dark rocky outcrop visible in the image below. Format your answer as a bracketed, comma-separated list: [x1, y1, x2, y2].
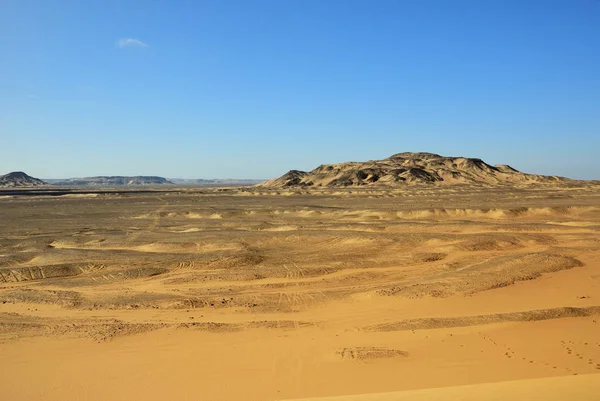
[258, 152, 569, 188]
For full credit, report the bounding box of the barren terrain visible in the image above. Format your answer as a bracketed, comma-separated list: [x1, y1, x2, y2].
[258, 152, 570, 187]
[1, 184, 600, 400]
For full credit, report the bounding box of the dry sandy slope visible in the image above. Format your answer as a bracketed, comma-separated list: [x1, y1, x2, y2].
[0, 185, 599, 400]
[285, 374, 600, 401]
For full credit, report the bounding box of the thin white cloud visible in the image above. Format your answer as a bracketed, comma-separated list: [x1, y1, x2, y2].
[116, 38, 148, 48]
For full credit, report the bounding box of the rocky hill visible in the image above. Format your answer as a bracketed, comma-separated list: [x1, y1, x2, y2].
[0, 172, 47, 187]
[49, 176, 173, 186]
[258, 152, 569, 188]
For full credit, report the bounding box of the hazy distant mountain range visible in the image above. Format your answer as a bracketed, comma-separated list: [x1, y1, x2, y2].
[43, 177, 263, 186]
[0, 174, 264, 187]
[167, 178, 264, 185]
[45, 176, 173, 186]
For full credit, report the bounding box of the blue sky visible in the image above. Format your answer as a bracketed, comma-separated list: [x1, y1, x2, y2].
[1, 0, 599, 179]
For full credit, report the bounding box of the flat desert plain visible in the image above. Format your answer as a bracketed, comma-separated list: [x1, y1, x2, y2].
[1, 185, 600, 400]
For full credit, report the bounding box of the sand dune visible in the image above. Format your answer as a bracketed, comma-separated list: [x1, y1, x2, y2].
[284, 374, 600, 401]
[363, 306, 600, 331]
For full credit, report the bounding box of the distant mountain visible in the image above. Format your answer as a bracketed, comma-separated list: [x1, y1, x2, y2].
[48, 176, 173, 186]
[168, 178, 264, 186]
[258, 152, 571, 188]
[43, 176, 263, 187]
[0, 172, 47, 187]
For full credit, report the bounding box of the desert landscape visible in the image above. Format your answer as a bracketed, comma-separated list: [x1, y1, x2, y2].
[1, 153, 600, 400]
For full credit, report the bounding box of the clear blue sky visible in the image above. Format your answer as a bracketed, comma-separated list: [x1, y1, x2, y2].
[1, 0, 599, 179]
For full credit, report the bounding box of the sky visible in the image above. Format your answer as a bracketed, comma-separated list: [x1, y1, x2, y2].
[1, 0, 599, 179]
